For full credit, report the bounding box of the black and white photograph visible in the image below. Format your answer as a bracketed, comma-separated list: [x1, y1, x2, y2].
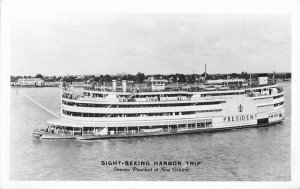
[1, 0, 300, 188]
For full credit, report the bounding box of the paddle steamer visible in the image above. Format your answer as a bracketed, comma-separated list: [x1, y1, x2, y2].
[33, 74, 285, 140]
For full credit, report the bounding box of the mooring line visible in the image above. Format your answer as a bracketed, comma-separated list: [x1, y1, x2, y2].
[19, 91, 60, 118]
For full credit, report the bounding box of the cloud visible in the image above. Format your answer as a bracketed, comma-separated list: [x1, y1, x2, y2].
[10, 13, 290, 75]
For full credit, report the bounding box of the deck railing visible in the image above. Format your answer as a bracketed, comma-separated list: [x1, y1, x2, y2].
[62, 81, 279, 102]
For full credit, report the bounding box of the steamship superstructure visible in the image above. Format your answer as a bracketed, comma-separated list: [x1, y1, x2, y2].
[33, 74, 285, 140]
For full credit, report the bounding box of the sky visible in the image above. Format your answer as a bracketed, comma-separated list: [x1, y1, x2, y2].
[9, 13, 291, 76]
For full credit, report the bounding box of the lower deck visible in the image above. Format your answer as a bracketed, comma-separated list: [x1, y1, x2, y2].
[33, 118, 284, 140]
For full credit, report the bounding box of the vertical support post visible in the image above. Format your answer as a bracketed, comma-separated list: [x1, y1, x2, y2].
[168, 125, 170, 132]
[250, 73, 252, 88]
[60, 88, 63, 119]
[73, 127, 74, 135]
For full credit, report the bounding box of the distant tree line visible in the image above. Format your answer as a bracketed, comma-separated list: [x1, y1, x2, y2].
[10, 72, 292, 83]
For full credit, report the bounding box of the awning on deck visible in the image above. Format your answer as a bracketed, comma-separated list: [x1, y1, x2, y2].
[47, 119, 84, 128]
[46, 118, 212, 128]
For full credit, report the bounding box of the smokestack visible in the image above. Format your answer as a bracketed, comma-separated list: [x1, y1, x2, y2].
[122, 80, 127, 93]
[112, 80, 117, 91]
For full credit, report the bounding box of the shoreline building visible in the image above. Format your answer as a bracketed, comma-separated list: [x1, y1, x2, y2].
[11, 78, 44, 86]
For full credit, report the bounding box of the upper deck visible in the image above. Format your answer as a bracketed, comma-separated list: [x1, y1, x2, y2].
[62, 78, 282, 104]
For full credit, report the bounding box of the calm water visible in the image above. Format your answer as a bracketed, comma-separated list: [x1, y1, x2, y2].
[10, 82, 291, 181]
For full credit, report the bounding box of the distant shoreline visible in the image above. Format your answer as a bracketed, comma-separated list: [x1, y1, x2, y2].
[10, 79, 291, 89]
[10, 86, 59, 88]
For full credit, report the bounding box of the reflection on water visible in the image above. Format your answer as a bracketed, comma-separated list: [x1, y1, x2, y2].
[10, 82, 291, 181]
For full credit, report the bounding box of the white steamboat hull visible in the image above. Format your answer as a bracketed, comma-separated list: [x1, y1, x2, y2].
[35, 82, 286, 140]
[34, 118, 284, 140]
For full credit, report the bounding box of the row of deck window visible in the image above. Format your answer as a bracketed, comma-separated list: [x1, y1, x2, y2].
[202, 92, 244, 97]
[268, 112, 283, 118]
[274, 102, 284, 107]
[82, 92, 244, 98]
[273, 94, 284, 99]
[254, 93, 283, 101]
[46, 121, 214, 136]
[62, 109, 222, 118]
[62, 100, 224, 108]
